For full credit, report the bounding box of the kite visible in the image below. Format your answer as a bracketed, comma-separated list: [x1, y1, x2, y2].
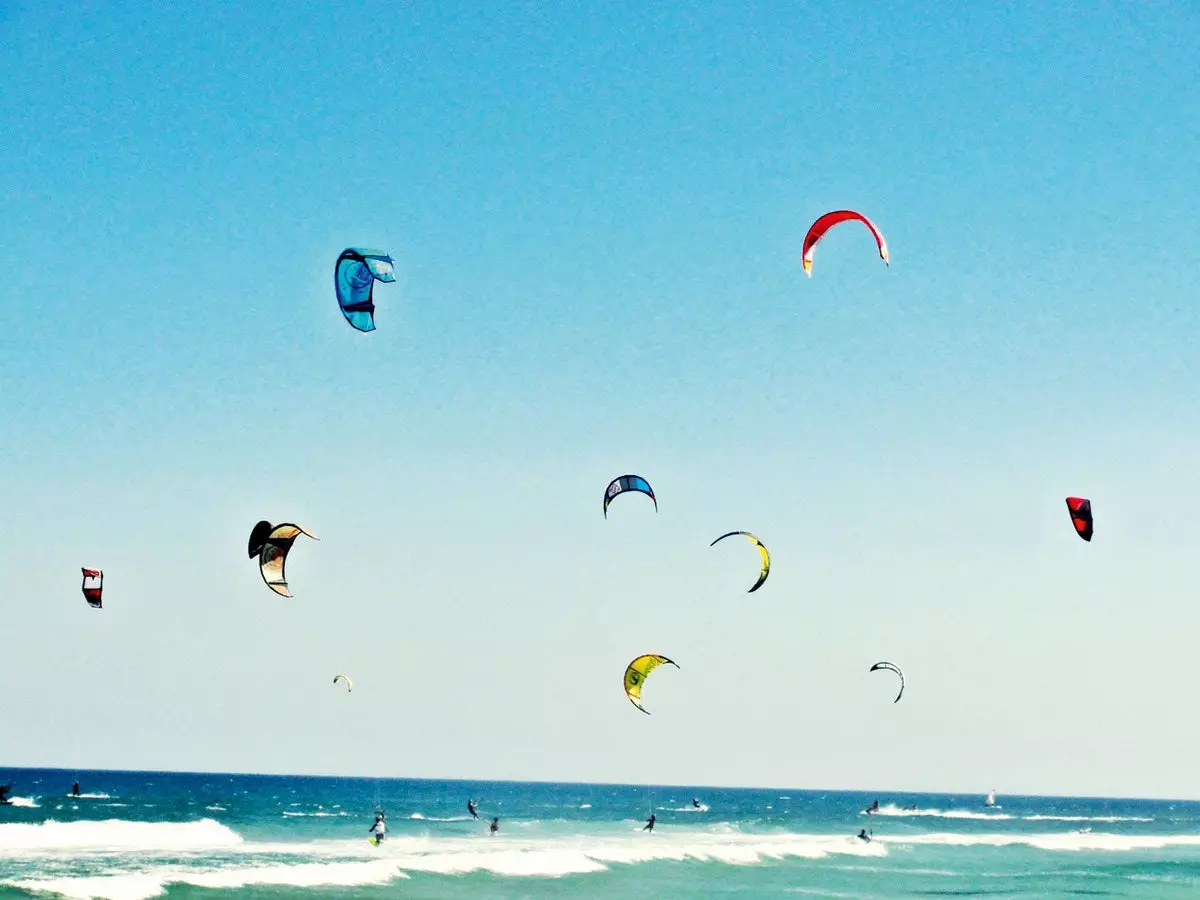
[81, 568, 103, 609]
[1065, 497, 1093, 542]
[623, 654, 679, 714]
[870, 661, 905, 703]
[603, 475, 656, 518]
[335, 248, 395, 333]
[248, 520, 318, 597]
[333, 674, 353, 692]
[709, 531, 771, 592]
[801, 210, 889, 276]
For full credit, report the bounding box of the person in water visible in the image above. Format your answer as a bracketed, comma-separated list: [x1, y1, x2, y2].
[692, 797, 701, 809]
[369, 813, 386, 843]
[489, 817, 499, 835]
[865, 799, 880, 814]
[857, 828, 871, 842]
[467, 799, 478, 820]
[72, 782, 80, 797]
[643, 813, 656, 833]
[0, 784, 12, 805]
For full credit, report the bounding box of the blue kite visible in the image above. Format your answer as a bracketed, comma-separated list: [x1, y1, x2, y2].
[334, 248, 395, 333]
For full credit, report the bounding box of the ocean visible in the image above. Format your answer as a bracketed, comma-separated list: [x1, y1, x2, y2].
[2, 768, 1199, 898]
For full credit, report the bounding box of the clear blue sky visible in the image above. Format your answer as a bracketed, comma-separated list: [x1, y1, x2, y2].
[2, 1, 1199, 798]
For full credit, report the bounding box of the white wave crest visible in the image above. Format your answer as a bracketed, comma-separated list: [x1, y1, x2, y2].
[408, 813, 474, 822]
[66, 793, 112, 800]
[1023, 814, 1155, 823]
[881, 832, 1200, 852]
[865, 804, 1012, 820]
[4, 861, 408, 900]
[6, 796, 39, 808]
[579, 803, 592, 809]
[204, 805, 226, 812]
[0, 818, 242, 853]
[368, 830, 884, 877]
[282, 811, 348, 818]
[659, 804, 710, 813]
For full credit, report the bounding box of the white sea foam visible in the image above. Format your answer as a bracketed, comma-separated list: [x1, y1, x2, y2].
[281, 811, 348, 818]
[866, 803, 1012, 820]
[204, 805, 226, 812]
[65, 793, 112, 800]
[0, 818, 242, 853]
[880, 831, 1200, 852]
[408, 813, 474, 822]
[4, 861, 408, 900]
[7, 796, 39, 808]
[579, 803, 592, 809]
[1023, 814, 1154, 823]
[659, 804, 710, 813]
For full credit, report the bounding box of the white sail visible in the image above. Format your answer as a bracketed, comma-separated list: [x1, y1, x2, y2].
[984, 790, 996, 807]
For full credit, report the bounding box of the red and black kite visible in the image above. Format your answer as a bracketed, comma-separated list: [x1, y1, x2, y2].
[1065, 497, 1093, 542]
[81, 568, 103, 608]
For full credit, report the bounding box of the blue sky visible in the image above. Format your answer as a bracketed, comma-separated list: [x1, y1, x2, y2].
[2, 1, 1199, 797]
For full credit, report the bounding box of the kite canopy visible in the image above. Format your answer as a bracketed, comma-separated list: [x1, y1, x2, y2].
[801, 210, 889, 276]
[603, 475, 657, 518]
[335, 247, 395, 333]
[247, 520, 274, 559]
[81, 568, 103, 609]
[623, 654, 678, 714]
[870, 661, 905, 703]
[1065, 497, 1093, 542]
[710, 531, 771, 593]
[333, 674, 353, 692]
[254, 523, 318, 597]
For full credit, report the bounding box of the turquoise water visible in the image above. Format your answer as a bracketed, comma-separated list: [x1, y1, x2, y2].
[3, 768, 1200, 898]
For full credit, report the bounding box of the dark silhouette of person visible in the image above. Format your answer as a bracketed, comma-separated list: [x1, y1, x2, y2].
[468, 799, 478, 819]
[489, 817, 499, 835]
[72, 782, 80, 797]
[857, 828, 871, 842]
[643, 813, 656, 832]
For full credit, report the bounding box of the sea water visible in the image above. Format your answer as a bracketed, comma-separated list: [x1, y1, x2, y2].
[2, 768, 1199, 898]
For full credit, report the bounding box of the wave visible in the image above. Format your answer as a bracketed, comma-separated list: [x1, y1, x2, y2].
[65, 793, 111, 800]
[881, 832, 1200, 852]
[659, 804, 710, 813]
[579, 804, 592, 809]
[0, 818, 241, 853]
[4, 861, 408, 900]
[281, 811, 348, 818]
[865, 804, 1012, 820]
[204, 805, 226, 812]
[6, 797, 39, 809]
[1023, 814, 1155, 823]
[408, 813, 474, 822]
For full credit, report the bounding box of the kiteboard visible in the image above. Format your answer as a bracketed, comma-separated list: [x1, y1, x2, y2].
[369, 836, 379, 846]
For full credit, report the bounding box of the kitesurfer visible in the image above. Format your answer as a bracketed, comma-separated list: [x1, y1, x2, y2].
[692, 797, 701, 809]
[0, 784, 12, 805]
[643, 813, 656, 832]
[489, 817, 499, 835]
[865, 800, 879, 814]
[857, 828, 871, 842]
[468, 799, 479, 819]
[369, 813, 386, 843]
[72, 782, 80, 797]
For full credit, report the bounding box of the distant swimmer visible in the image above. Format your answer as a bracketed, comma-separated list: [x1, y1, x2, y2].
[369, 813, 386, 844]
[692, 797, 701, 809]
[72, 782, 80, 797]
[857, 828, 871, 842]
[468, 799, 478, 819]
[489, 816, 499, 835]
[0, 784, 12, 805]
[865, 800, 879, 814]
[643, 813, 656, 833]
